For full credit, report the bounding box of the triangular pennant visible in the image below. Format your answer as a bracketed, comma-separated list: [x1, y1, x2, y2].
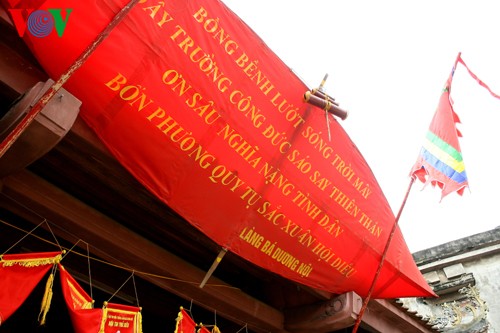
[174, 307, 196, 333]
[411, 55, 468, 199]
[59, 263, 102, 333]
[197, 325, 211, 333]
[0, 251, 61, 325]
[198, 325, 221, 333]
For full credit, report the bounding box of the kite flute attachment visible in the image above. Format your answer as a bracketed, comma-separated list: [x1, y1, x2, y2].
[303, 91, 349, 120]
[311, 88, 340, 106]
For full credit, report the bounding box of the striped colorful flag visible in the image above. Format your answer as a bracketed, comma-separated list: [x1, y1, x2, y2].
[411, 54, 468, 199]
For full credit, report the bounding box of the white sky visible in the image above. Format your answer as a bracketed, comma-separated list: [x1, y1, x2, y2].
[221, 0, 500, 252]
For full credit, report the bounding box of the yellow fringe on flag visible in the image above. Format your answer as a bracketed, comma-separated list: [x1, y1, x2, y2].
[39, 273, 54, 325]
[174, 307, 184, 333]
[137, 311, 143, 333]
[197, 323, 221, 333]
[1, 254, 62, 267]
[98, 302, 109, 333]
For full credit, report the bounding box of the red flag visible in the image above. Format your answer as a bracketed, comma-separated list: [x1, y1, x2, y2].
[411, 54, 468, 199]
[411, 53, 500, 199]
[100, 302, 142, 333]
[197, 324, 220, 333]
[174, 308, 196, 333]
[59, 264, 102, 333]
[197, 326, 211, 333]
[60, 264, 142, 332]
[0, 252, 61, 324]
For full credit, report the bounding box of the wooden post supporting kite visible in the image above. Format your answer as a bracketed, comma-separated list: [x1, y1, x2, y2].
[0, 0, 141, 159]
[352, 177, 415, 333]
[199, 248, 228, 288]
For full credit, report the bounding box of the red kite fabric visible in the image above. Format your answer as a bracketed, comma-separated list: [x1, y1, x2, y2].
[2, 0, 435, 298]
[411, 55, 468, 199]
[0, 251, 61, 325]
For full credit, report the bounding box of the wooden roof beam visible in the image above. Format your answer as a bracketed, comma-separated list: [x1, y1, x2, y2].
[284, 291, 361, 332]
[284, 293, 433, 333]
[362, 299, 433, 333]
[0, 80, 81, 177]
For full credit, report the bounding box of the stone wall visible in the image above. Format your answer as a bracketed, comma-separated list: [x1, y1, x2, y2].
[399, 227, 500, 333]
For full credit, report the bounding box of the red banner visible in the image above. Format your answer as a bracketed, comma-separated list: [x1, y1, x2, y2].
[3, 0, 434, 298]
[59, 264, 142, 332]
[59, 264, 103, 333]
[100, 302, 142, 333]
[174, 308, 196, 333]
[0, 252, 61, 324]
[198, 326, 215, 333]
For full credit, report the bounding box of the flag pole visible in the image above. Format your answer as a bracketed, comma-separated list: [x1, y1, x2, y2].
[0, 0, 141, 159]
[352, 177, 415, 333]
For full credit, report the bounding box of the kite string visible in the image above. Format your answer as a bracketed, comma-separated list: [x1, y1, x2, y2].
[106, 271, 136, 304]
[2, 219, 46, 255]
[235, 324, 248, 333]
[87, 242, 94, 300]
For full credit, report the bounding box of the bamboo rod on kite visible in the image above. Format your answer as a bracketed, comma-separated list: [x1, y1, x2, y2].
[0, 0, 142, 159]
